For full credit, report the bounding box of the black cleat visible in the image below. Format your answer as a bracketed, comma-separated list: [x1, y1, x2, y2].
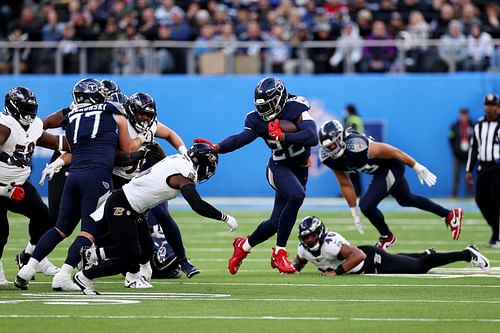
[14, 275, 29, 290]
[180, 260, 200, 279]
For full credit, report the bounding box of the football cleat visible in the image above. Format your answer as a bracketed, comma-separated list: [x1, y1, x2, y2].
[445, 208, 463, 240]
[270, 247, 296, 274]
[140, 262, 153, 281]
[0, 260, 8, 287]
[36, 257, 59, 276]
[487, 241, 500, 248]
[424, 247, 437, 255]
[467, 245, 490, 273]
[228, 236, 250, 275]
[80, 246, 99, 269]
[376, 235, 397, 250]
[124, 272, 153, 289]
[15, 264, 36, 290]
[52, 271, 81, 291]
[73, 271, 100, 295]
[180, 259, 200, 279]
[15, 250, 30, 269]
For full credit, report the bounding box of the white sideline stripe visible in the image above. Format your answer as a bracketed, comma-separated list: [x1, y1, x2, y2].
[0, 315, 498, 322]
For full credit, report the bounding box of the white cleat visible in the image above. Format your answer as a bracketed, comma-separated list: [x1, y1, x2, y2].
[73, 271, 99, 295]
[36, 257, 60, 276]
[52, 271, 82, 291]
[0, 260, 9, 287]
[15, 264, 36, 290]
[124, 272, 153, 289]
[140, 262, 153, 282]
[467, 245, 491, 273]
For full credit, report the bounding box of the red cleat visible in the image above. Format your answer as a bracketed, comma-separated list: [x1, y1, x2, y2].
[270, 247, 296, 274]
[446, 208, 463, 240]
[228, 237, 250, 275]
[376, 235, 397, 250]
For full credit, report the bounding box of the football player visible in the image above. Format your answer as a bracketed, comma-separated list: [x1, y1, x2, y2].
[196, 77, 318, 274]
[72, 143, 238, 294]
[0, 86, 72, 286]
[15, 78, 147, 291]
[294, 216, 490, 275]
[318, 120, 463, 249]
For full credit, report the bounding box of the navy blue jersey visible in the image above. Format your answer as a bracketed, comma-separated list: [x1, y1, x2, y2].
[320, 131, 397, 173]
[62, 102, 121, 171]
[219, 96, 318, 166]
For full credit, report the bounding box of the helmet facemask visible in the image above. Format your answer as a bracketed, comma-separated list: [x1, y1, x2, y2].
[254, 77, 287, 121]
[5, 87, 38, 127]
[298, 216, 326, 253]
[319, 120, 346, 159]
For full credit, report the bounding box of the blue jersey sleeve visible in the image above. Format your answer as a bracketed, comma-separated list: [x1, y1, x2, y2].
[282, 119, 318, 147]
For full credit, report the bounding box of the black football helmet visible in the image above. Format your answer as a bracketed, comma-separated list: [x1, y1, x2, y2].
[100, 79, 121, 99]
[298, 216, 327, 252]
[4, 86, 38, 127]
[254, 77, 288, 121]
[126, 92, 157, 132]
[187, 143, 219, 183]
[72, 78, 105, 105]
[319, 120, 346, 159]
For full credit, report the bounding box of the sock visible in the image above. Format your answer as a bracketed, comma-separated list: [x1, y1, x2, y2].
[32, 228, 64, 261]
[274, 246, 286, 254]
[242, 239, 252, 252]
[24, 242, 36, 255]
[59, 263, 73, 275]
[26, 257, 40, 270]
[65, 236, 92, 267]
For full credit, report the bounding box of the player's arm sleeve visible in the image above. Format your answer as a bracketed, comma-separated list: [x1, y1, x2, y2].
[283, 118, 318, 147]
[218, 128, 258, 154]
[180, 183, 225, 220]
[465, 125, 478, 173]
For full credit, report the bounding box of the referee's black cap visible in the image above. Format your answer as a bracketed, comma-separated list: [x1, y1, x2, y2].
[484, 93, 500, 106]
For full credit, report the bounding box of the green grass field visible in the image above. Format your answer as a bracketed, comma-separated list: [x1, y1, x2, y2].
[1, 209, 499, 333]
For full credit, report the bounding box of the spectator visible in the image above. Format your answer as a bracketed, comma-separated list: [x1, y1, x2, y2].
[283, 22, 314, 74]
[215, 22, 237, 56]
[430, 2, 455, 39]
[388, 11, 405, 38]
[356, 8, 373, 37]
[329, 21, 362, 73]
[361, 20, 397, 73]
[114, 23, 147, 74]
[194, 23, 218, 61]
[460, 3, 481, 36]
[438, 20, 467, 72]
[156, 24, 175, 74]
[405, 10, 436, 72]
[138, 7, 158, 41]
[449, 107, 473, 198]
[90, 17, 121, 74]
[267, 24, 291, 73]
[58, 23, 79, 74]
[238, 20, 266, 59]
[155, 0, 182, 25]
[310, 22, 335, 74]
[466, 23, 493, 72]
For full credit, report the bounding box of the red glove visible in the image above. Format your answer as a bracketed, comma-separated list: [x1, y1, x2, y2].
[10, 183, 25, 202]
[268, 119, 284, 141]
[193, 138, 220, 152]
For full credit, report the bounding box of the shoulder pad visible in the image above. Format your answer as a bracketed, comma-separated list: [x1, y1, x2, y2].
[107, 101, 127, 116]
[346, 135, 368, 153]
[287, 95, 310, 109]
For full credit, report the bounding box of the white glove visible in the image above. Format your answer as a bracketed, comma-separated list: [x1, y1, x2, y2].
[178, 145, 190, 161]
[39, 158, 65, 186]
[413, 162, 437, 187]
[222, 213, 238, 232]
[350, 206, 364, 234]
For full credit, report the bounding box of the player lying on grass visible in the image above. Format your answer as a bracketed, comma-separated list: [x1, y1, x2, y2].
[293, 216, 490, 275]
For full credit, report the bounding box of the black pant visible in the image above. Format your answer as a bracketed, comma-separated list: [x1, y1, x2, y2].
[358, 246, 470, 274]
[475, 164, 500, 243]
[0, 181, 50, 258]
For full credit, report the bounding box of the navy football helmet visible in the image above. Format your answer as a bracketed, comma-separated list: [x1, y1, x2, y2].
[100, 79, 121, 99]
[188, 143, 218, 183]
[126, 92, 157, 132]
[72, 78, 105, 105]
[4, 86, 38, 127]
[254, 77, 288, 121]
[319, 120, 346, 159]
[298, 216, 327, 252]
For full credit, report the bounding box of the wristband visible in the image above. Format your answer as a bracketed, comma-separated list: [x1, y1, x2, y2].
[334, 265, 346, 275]
[58, 135, 64, 151]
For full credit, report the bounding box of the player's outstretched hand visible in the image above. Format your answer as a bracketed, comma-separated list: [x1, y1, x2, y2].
[193, 138, 219, 152]
[222, 213, 238, 232]
[39, 158, 65, 186]
[413, 162, 437, 187]
[350, 206, 364, 234]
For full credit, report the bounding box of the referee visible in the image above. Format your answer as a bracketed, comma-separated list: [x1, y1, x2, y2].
[465, 93, 500, 248]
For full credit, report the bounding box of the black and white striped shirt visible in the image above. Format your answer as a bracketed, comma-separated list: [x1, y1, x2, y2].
[466, 114, 500, 172]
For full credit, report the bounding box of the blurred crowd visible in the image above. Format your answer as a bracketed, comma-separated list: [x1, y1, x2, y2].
[0, 0, 499, 74]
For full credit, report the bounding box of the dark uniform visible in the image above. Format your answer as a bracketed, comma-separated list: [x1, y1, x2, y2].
[320, 130, 451, 238]
[219, 95, 318, 248]
[465, 94, 500, 247]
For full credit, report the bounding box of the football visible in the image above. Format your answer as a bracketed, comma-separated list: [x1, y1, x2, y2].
[279, 119, 298, 133]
